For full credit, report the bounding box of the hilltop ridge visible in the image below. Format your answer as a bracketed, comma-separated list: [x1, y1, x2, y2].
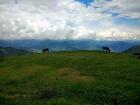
[125, 45, 140, 53]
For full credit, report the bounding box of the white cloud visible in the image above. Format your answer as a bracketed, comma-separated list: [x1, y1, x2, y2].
[94, 0, 140, 19]
[0, 0, 140, 40]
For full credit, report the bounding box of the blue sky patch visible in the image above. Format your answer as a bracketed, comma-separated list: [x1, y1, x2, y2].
[114, 17, 140, 27]
[76, 0, 94, 6]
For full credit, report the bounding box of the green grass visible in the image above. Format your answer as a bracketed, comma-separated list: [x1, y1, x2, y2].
[0, 51, 140, 105]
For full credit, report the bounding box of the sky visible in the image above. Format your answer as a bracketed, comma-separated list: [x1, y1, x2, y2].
[0, 0, 140, 40]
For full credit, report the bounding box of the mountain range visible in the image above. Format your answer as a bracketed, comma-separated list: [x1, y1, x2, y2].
[0, 46, 30, 57]
[0, 40, 140, 52]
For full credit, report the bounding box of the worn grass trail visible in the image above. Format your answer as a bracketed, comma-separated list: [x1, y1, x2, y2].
[0, 51, 140, 105]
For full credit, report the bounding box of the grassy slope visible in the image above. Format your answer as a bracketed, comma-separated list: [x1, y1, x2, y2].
[0, 51, 140, 105]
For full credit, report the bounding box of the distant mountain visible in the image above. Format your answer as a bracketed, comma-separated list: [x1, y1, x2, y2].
[0, 46, 31, 56]
[107, 41, 135, 52]
[124, 45, 140, 54]
[0, 40, 140, 52]
[0, 40, 100, 51]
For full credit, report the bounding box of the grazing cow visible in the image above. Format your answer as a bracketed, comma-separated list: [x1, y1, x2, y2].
[133, 53, 140, 56]
[102, 47, 110, 52]
[42, 48, 49, 53]
[133, 52, 140, 60]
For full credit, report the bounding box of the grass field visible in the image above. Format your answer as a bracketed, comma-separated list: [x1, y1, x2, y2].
[0, 51, 140, 105]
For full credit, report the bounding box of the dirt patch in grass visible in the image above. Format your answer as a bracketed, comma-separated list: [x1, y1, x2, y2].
[33, 88, 60, 100]
[0, 90, 26, 100]
[50, 68, 95, 83]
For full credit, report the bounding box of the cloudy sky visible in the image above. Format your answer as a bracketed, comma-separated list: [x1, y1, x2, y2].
[0, 0, 140, 40]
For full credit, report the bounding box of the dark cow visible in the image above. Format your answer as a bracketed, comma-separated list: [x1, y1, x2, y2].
[133, 53, 140, 56]
[102, 47, 110, 52]
[42, 48, 49, 53]
[133, 52, 140, 60]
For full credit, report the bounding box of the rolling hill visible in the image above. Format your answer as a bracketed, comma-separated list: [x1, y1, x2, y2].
[125, 45, 140, 54]
[0, 46, 31, 57]
[0, 51, 140, 105]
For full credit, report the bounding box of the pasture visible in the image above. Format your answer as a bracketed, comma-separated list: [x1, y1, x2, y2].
[0, 51, 140, 105]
